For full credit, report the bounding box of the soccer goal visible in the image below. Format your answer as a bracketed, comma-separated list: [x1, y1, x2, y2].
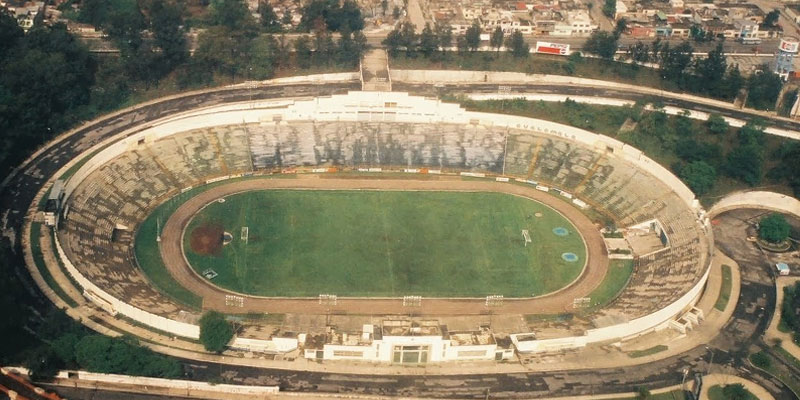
[241, 226, 249, 243]
[522, 229, 532, 247]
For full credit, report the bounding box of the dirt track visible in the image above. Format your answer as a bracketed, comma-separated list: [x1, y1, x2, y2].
[159, 176, 609, 315]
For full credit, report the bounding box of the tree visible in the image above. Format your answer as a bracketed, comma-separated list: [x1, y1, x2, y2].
[724, 145, 763, 186]
[747, 70, 783, 111]
[764, 9, 780, 27]
[680, 161, 717, 195]
[613, 18, 627, 39]
[419, 23, 438, 58]
[74, 335, 181, 377]
[199, 311, 234, 353]
[770, 142, 800, 196]
[675, 139, 722, 164]
[659, 41, 694, 83]
[628, 40, 649, 64]
[382, 25, 403, 56]
[105, 0, 146, 52]
[258, 1, 282, 33]
[717, 65, 745, 100]
[506, 31, 529, 58]
[689, 24, 709, 42]
[281, 10, 293, 26]
[247, 35, 277, 79]
[299, 0, 364, 33]
[209, 0, 251, 29]
[635, 386, 651, 400]
[602, 0, 616, 18]
[456, 33, 468, 54]
[392, 6, 401, 20]
[696, 43, 727, 95]
[312, 27, 336, 65]
[721, 384, 750, 400]
[465, 21, 481, 52]
[738, 119, 766, 147]
[397, 22, 418, 55]
[490, 26, 504, 53]
[584, 31, 618, 60]
[759, 213, 791, 243]
[149, 0, 188, 73]
[294, 34, 313, 68]
[674, 110, 693, 136]
[79, 0, 112, 27]
[435, 22, 453, 55]
[706, 113, 729, 134]
[0, 10, 24, 57]
[193, 26, 248, 79]
[381, 0, 388, 16]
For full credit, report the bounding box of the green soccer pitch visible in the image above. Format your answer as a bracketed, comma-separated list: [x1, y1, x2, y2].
[183, 190, 587, 297]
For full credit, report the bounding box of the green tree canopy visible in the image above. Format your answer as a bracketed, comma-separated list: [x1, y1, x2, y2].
[759, 213, 791, 243]
[721, 384, 751, 400]
[602, 0, 616, 17]
[299, 0, 364, 33]
[435, 22, 453, 54]
[258, 1, 282, 33]
[419, 23, 438, 57]
[490, 26, 504, 52]
[706, 113, 729, 134]
[584, 31, 618, 60]
[209, 0, 251, 30]
[75, 335, 182, 377]
[199, 311, 234, 353]
[724, 145, 763, 186]
[465, 21, 481, 52]
[679, 161, 717, 195]
[506, 31, 529, 58]
[747, 70, 783, 110]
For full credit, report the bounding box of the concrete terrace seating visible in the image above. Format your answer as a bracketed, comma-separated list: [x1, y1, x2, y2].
[61, 120, 706, 324]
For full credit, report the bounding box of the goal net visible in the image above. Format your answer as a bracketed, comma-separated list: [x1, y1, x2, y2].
[522, 229, 532, 247]
[241, 226, 249, 243]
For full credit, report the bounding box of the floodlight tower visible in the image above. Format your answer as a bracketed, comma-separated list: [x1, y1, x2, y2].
[775, 37, 800, 80]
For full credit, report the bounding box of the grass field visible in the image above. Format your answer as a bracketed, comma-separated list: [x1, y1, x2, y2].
[183, 190, 587, 297]
[714, 265, 733, 311]
[708, 385, 758, 400]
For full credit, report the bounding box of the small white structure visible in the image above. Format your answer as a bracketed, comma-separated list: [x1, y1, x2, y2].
[777, 262, 791, 276]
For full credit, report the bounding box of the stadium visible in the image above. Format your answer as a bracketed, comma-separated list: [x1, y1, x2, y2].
[31, 84, 713, 364]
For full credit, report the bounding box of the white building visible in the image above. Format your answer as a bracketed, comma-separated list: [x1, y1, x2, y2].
[303, 320, 513, 363]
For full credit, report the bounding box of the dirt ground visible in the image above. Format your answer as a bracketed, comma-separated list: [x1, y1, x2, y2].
[159, 176, 610, 315]
[189, 222, 224, 256]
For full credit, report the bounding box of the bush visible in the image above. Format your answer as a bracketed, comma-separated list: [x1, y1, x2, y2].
[759, 213, 790, 244]
[679, 161, 717, 195]
[199, 311, 234, 353]
[750, 351, 771, 369]
[74, 335, 182, 377]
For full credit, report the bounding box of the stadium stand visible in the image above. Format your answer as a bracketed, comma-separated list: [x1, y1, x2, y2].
[55, 92, 711, 348]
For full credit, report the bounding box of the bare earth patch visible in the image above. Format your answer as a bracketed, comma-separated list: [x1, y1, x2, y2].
[189, 222, 224, 256]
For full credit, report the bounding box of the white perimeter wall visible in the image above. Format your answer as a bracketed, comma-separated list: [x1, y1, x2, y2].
[57, 91, 713, 356]
[708, 191, 800, 218]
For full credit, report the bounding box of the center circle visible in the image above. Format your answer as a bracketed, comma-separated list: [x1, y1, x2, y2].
[182, 189, 588, 298]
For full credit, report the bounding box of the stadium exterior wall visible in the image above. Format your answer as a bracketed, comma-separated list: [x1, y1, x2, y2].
[708, 191, 800, 218]
[53, 91, 713, 356]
